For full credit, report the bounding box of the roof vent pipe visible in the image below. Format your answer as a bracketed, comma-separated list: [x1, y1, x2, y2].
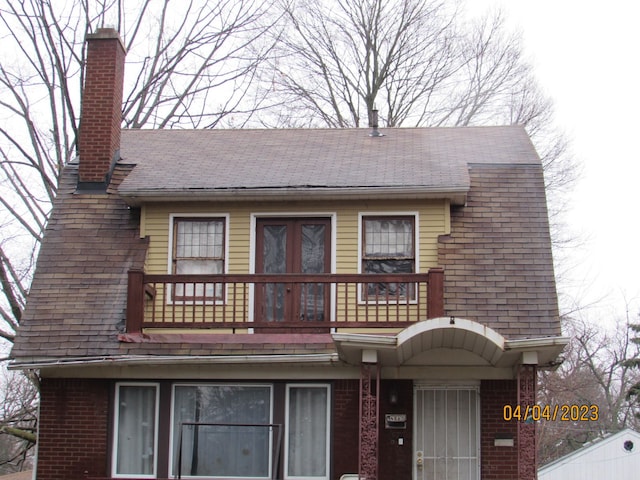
[369, 108, 384, 137]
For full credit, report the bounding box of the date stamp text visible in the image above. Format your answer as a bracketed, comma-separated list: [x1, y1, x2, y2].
[503, 404, 599, 422]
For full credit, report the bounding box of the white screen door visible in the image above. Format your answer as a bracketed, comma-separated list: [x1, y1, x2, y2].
[414, 387, 480, 480]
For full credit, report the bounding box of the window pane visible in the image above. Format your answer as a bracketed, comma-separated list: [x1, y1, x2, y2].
[176, 219, 224, 260]
[115, 385, 157, 476]
[364, 219, 413, 257]
[287, 386, 328, 478]
[172, 385, 271, 478]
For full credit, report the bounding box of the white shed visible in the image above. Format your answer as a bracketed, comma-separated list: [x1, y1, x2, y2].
[538, 429, 640, 480]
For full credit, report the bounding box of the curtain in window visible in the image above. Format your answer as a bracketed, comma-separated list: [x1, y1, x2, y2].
[287, 386, 328, 478]
[363, 218, 415, 298]
[115, 385, 157, 476]
[172, 385, 271, 478]
[174, 219, 225, 298]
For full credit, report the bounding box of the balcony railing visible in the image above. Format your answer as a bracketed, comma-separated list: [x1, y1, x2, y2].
[126, 268, 444, 333]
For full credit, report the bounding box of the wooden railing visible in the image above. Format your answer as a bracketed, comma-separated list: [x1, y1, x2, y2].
[126, 268, 444, 333]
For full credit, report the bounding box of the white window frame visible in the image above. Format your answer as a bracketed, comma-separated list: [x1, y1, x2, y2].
[112, 382, 159, 479]
[284, 383, 331, 480]
[167, 213, 230, 305]
[168, 383, 274, 479]
[358, 212, 419, 304]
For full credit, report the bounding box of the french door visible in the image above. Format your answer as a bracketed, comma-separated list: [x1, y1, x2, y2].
[414, 387, 480, 480]
[255, 218, 331, 331]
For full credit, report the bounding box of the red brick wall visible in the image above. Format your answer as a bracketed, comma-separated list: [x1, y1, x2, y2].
[333, 379, 359, 479]
[480, 379, 519, 480]
[37, 378, 110, 480]
[78, 28, 125, 185]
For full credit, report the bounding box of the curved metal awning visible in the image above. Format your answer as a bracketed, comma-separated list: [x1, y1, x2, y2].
[332, 317, 568, 369]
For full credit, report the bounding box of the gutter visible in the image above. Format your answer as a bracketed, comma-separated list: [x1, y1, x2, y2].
[118, 185, 469, 206]
[9, 353, 341, 370]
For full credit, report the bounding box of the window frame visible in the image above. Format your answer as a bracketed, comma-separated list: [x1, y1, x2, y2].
[284, 383, 332, 480]
[359, 213, 418, 303]
[167, 214, 229, 304]
[112, 382, 160, 479]
[168, 383, 275, 480]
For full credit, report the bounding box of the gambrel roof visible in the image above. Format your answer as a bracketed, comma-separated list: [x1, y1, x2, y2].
[10, 125, 561, 366]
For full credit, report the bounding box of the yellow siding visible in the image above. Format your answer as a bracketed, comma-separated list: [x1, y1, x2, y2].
[140, 199, 449, 328]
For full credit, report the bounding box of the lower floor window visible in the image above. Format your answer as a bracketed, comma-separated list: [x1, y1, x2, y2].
[171, 385, 272, 478]
[286, 385, 330, 479]
[113, 383, 159, 478]
[113, 382, 331, 479]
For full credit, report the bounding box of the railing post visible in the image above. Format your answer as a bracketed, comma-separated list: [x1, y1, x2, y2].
[126, 269, 145, 334]
[427, 267, 444, 318]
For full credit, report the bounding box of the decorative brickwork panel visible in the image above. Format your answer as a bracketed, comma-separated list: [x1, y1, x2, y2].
[481, 380, 519, 480]
[37, 378, 110, 480]
[359, 364, 379, 480]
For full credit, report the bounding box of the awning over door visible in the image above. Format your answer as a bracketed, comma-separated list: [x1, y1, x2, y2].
[332, 317, 568, 369]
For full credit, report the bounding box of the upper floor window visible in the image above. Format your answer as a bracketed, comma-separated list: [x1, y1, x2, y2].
[362, 215, 415, 299]
[171, 216, 226, 299]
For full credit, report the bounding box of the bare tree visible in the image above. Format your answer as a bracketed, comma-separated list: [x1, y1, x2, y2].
[0, 368, 38, 474]
[623, 312, 640, 418]
[537, 313, 640, 465]
[0, 0, 275, 343]
[0, 0, 277, 463]
[261, 0, 580, 292]
[263, 0, 461, 128]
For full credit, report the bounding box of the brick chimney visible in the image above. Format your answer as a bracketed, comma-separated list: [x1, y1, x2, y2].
[77, 28, 126, 190]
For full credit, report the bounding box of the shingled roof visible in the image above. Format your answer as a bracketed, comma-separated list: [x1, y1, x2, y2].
[10, 125, 560, 366]
[117, 126, 538, 204]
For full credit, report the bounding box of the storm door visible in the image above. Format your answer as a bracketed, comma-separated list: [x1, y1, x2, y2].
[414, 387, 480, 480]
[255, 218, 331, 331]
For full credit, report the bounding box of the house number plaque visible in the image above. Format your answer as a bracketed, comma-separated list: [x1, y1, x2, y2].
[385, 413, 407, 429]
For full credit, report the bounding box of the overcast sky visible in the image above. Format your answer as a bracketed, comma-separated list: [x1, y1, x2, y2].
[469, 0, 640, 322]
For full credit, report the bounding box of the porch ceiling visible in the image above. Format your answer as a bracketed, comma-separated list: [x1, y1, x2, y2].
[332, 317, 568, 369]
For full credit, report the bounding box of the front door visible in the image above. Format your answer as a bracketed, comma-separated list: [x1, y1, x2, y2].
[414, 387, 480, 480]
[255, 218, 331, 331]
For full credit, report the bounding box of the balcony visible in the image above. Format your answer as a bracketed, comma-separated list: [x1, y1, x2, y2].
[126, 268, 444, 333]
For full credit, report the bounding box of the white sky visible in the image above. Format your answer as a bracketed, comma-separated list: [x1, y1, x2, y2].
[468, 0, 640, 322]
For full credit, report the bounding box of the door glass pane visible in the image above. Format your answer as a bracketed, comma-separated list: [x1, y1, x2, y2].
[172, 385, 271, 478]
[300, 225, 325, 321]
[115, 385, 157, 476]
[287, 386, 329, 479]
[263, 225, 287, 322]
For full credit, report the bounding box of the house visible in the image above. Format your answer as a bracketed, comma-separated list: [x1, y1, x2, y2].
[537, 429, 640, 480]
[9, 28, 567, 480]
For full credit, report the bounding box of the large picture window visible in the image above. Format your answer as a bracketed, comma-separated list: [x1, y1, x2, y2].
[171, 384, 273, 478]
[113, 383, 158, 478]
[362, 215, 415, 299]
[171, 217, 226, 299]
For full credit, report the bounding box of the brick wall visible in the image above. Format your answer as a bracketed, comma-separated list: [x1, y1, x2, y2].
[480, 379, 519, 480]
[333, 379, 359, 479]
[37, 378, 110, 480]
[378, 380, 413, 480]
[78, 28, 125, 185]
